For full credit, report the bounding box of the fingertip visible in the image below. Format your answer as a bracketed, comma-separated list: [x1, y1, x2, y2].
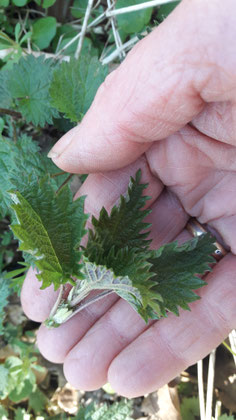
[21, 267, 59, 322]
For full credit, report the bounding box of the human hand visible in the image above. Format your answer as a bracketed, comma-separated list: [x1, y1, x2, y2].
[21, 0, 236, 397]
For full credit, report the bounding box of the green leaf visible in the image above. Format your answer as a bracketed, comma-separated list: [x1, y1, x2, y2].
[157, 1, 180, 21]
[12, 0, 28, 6]
[10, 177, 88, 289]
[91, 400, 133, 420]
[74, 400, 133, 420]
[43, 0, 56, 7]
[0, 0, 9, 6]
[0, 406, 8, 420]
[0, 70, 12, 108]
[9, 378, 34, 402]
[85, 170, 152, 265]
[14, 408, 31, 420]
[28, 388, 48, 414]
[218, 415, 235, 420]
[0, 275, 11, 334]
[0, 365, 9, 395]
[50, 56, 108, 122]
[71, 0, 88, 18]
[180, 396, 200, 420]
[0, 135, 62, 216]
[116, 0, 153, 34]
[6, 54, 58, 126]
[32, 17, 57, 50]
[149, 234, 216, 316]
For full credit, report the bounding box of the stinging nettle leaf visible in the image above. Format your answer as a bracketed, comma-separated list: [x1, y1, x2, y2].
[0, 135, 64, 217]
[149, 234, 216, 316]
[50, 56, 108, 122]
[85, 169, 152, 266]
[6, 54, 59, 126]
[10, 177, 88, 289]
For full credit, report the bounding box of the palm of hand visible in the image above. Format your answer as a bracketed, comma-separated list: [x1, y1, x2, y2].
[21, 0, 236, 397]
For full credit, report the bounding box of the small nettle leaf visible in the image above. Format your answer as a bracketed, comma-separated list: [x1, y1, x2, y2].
[6, 55, 59, 126]
[85, 170, 152, 266]
[50, 55, 108, 122]
[10, 177, 88, 290]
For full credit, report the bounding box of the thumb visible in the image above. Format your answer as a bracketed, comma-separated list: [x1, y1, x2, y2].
[48, 0, 236, 173]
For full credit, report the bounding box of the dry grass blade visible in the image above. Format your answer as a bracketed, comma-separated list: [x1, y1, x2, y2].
[229, 329, 236, 366]
[206, 349, 216, 420]
[106, 0, 178, 17]
[197, 359, 206, 420]
[75, 0, 95, 60]
[107, 0, 126, 60]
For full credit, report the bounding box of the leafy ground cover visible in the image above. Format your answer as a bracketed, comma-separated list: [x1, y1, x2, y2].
[0, 1, 235, 419]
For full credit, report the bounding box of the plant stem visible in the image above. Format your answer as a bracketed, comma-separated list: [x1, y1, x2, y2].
[56, 173, 73, 194]
[51, 171, 66, 178]
[63, 290, 114, 322]
[0, 108, 21, 118]
[48, 285, 64, 318]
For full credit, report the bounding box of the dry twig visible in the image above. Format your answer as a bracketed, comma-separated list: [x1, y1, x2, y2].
[74, 0, 95, 60]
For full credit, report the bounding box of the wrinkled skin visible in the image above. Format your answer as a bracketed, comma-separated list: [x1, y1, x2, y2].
[21, 0, 236, 397]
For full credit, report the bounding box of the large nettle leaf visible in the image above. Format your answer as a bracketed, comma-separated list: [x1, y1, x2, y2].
[10, 170, 216, 325]
[6, 55, 58, 126]
[50, 55, 108, 122]
[10, 177, 88, 289]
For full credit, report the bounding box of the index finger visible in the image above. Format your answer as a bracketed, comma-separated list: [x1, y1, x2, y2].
[48, 0, 236, 173]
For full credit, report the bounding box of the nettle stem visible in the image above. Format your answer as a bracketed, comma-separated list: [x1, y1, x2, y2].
[49, 285, 64, 318]
[47, 284, 114, 327]
[63, 290, 114, 322]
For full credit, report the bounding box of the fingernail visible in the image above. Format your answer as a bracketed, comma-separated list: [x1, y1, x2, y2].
[47, 126, 79, 160]
[47, 149, 59, 159]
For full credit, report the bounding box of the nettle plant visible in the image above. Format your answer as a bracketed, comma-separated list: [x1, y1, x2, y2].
[0, 51, 216, 329]
[9, 168, 216, 328]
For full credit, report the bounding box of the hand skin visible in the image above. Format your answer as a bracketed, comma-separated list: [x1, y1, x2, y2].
[21, 0, 236, 397]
